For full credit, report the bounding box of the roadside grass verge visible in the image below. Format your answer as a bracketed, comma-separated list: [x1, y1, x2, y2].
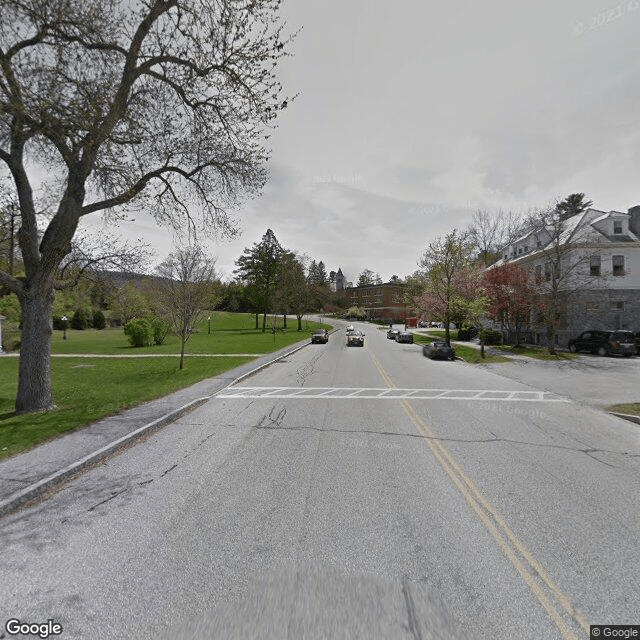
[0, 356, 254, 460]
[50, 312, 330, 355]
[411, 334, 510, 363]
[606, 402, 640, 417]
[491, 345, 580, 361]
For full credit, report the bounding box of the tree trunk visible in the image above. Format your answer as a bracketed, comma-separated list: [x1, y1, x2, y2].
[282, 313, 287, 329]
[15, 284, 55, 413]
[255, 312, 258, 329]
[179, 332, 186, 370]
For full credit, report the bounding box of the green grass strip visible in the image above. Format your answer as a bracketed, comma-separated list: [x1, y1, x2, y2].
[0, 356, 254, 460]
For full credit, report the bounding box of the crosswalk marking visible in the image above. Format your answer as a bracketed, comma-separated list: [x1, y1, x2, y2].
[216, 387, 568, 402]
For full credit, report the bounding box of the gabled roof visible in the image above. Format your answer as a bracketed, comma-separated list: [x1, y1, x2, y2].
[491, 207, 640, 268]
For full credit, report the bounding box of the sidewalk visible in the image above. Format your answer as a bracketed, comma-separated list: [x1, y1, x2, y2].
[0, 338, 315, 517]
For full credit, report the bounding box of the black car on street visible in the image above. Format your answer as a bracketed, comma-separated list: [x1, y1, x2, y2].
[567, 330, 636, 356]
[423, 341, 456, 360]
[395, 331, 414, 344]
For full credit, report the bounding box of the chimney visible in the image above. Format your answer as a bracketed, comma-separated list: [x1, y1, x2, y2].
[628, 205, 640, 235]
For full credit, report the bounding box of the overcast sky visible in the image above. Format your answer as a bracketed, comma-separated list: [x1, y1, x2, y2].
[90, 0, 640, 283]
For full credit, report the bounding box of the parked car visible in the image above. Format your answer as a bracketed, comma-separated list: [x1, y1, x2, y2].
[346, 324, 355, 332]
[387, 329, 400, 340]
[395, 331, 414, 344]
[418, 321, 429, 328]
[423, 341, 456, 360]
[311, 329, 329, 344]
[567, 330, 636, 356]
[346, 330, 365, 347]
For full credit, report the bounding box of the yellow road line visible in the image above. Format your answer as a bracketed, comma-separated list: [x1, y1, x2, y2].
[367, 349, 589, 639]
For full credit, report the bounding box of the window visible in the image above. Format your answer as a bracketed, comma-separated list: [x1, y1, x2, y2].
[613, 220, 623, 234]
[590, 255, 601, 276]
[611, 301, 625, 310]
[544, 263, 551, 281]
[518, 247, 522, 255]
[612, 255, 625, 276]
[586, 302, 599, 311]
[535, 265, 542, 281]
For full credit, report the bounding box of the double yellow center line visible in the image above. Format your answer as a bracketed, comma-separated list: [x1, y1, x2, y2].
[368, 350, 589, 639]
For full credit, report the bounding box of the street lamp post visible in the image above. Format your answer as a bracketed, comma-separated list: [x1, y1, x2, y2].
[61, 316, 68, 340]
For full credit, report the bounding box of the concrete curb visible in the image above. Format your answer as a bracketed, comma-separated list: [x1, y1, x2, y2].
[0, 334, 326, 518]
[608, 411, 640, 426]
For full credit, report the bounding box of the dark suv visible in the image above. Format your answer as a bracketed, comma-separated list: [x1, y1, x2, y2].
[568, 330, 636, 357]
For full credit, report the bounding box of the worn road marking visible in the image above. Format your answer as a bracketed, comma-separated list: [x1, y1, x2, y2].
[216, 386, 568, 402]
[366, 349, 589, 640]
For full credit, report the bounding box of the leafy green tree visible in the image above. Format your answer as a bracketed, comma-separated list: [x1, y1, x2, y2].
[92, 310, 106, 330]
[417, 230, 476, 345]
[71, 309, 89, 330]
[306, 259, 331, 311]
[276, 252, 311, 331]
[234, 229, 284, 332]
[0, 0, 292, 413]
[556, 193, 593, 222]
[124, 318, 153, 348]
[357, 269, 376, 286]
[111, 283, 150, 326]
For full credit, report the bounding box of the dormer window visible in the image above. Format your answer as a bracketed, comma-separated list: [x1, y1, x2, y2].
[613, 220, 623, 234]
[524, 245, 529, 252]
[518, 247, 522, 255]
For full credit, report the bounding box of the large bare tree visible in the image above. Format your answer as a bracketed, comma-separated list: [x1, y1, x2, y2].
[0, 0, 292, 412]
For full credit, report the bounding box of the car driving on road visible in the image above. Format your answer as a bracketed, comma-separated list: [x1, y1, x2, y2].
[311, 329, 329, 344]
[386, 329, 400, 340]
[395, 331, 414, 344]
[346, 330, 365, 347]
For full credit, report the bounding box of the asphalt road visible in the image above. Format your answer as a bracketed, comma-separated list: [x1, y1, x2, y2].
[1, 320, 639, 639]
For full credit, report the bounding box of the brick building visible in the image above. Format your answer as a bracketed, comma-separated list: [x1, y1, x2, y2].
[345, 282, 406, 322]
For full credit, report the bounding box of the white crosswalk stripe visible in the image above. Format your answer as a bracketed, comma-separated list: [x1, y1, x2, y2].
[216, 387, 568, 402]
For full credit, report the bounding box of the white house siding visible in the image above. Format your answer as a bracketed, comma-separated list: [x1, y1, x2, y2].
[491, 207, 640, 346]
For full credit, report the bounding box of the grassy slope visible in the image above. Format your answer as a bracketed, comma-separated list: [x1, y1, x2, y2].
[0, 313, 330, 459]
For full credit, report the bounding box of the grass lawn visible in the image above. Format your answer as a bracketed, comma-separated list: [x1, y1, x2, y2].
[51, 311, 328, 355]
[0, 312, 331, 459]
[606, 403, 640, 416]
[491, 344, 580, 361]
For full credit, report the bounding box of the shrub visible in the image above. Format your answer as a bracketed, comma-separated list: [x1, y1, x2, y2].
[150, 317, 171, 345]
[92, 310, 106, 330]
[71, 308, 89, 330]
[479, 328, 503, 345]
[124, 318, 153, 347]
